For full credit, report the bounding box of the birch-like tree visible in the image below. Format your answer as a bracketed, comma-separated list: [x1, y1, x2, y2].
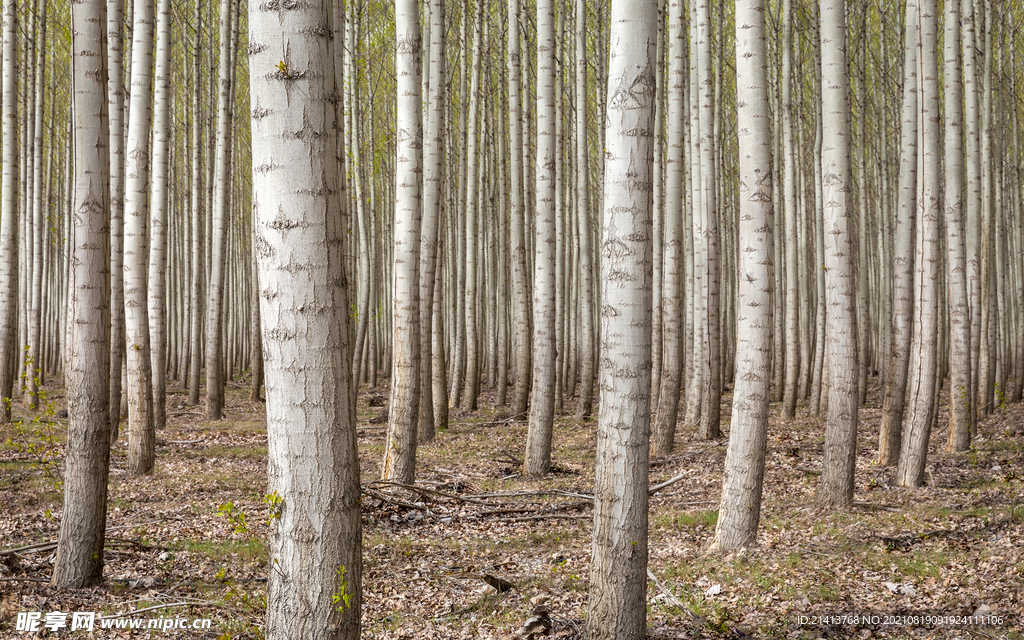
[123, 0, 156, 475]
[382, 0, 423, 484]
[878, 0, 918, 466]
[524, 0, 558, 475]
[817, 0, 859, 507]
[249, 0, 362, 634]
[897, 0, 941, 488]
[711, 0, 773, 552]
[586, 2, 657, 634]
[0, 0, 17, 422]
[652, 0, 686, 456]
[51, 0, 112, 587]
[944, 0, 972, 452]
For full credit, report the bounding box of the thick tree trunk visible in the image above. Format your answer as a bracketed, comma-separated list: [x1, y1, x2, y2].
[249, 0, 362, 636]
[711, 0, 773, 552]
[585, 0, 657, 632]
[52, 0, 112, 587]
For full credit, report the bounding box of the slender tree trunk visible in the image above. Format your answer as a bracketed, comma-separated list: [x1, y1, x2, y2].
[382, 0, 423, 484]
[25, 0, 47, 410]
[417, 0, 445, 443]
[585, 0, 657, 632]
[52, 0, 112, 587]
[780, 0, 799, 419]
[897, 0, 941, 488]
[188, 0, 204, 406]
[123, 0, 156, 475]
[817, 0, 859, 507]
[0, 0, 18, 421]
[147, 0, 171, 432]
[205, 0, 239, 421]
[963, 0, 982, 424]
[524, 0, 558, 476]
[943, 0, 971, 452]
[509, 0, 531, 419]
[107, 0, 126, 439]
[574, 0, 594, 420]
[460, 0, 483, 411]
[711, 0, 773, 551]
[652, 0, 686, 455]
[878, 0, 918, 466]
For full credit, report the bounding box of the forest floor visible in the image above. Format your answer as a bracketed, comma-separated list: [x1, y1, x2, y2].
[1, 374, 1022, 640]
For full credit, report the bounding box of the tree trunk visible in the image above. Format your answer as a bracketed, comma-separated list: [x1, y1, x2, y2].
[123, 0, 156, 475]
[897, 0, 941, 489]
[250, 0, 362, 635]
[107, 0, 126, 439]
[382, 0, 423, 484]
[0, 0, 17, 422]
[147, 0, 171, 432]
[943, 0, 971, 452]
[780, 0, 799, 419]
[711, 0, 773, 552]
[574, 0, 594, 420]
[524, 0, 558, 476]
[585, 0, 657, 633]
[205, 0, 239, 421]
[52, 0, 112, 587]
[878, 0, 918, 467]
[652, 0, 686, 455]
[509, 0, 531, 419]
[817, 0, 859, 507]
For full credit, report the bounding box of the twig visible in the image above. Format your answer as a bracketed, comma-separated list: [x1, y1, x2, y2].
[166, 439, 203, 445]
[0, 577, 49, 583]
[647, 568, 693, 615]
[649, 472, 689, 496]
[169, 411, 204, 418]
[98, 602, 199, 620]
[0, 541, 56, 557]
[498, 513, 590, 522]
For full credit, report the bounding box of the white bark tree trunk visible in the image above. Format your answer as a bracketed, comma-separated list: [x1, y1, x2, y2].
[52, 0, 112, 587]
[147, 0, 171, 432]
[249, 0, 362, 635]
[509, 0, 531, 418]
[574, 0, 594, 420]
[586, 0, 657, 633]
[817, 0, 859, 507]
[107, 0, 127, 439]
[878, 0, 918, 466]
[205, 0, 239, 421]
[652, 0, 685, 456]
[943, 0, 971, 452]
[0, 0, 17, 421]
[382, 0, 423, 484]
[524, 0, 558, 476]
[711, 0, 773, 552]
[123, 0, 156, 475]
[897, 0, 941, 488]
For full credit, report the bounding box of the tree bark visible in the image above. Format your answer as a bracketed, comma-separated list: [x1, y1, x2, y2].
[0, 0, 18, 422]
[585, 0, 657, 632]
[524, 0, 558, 476]
[249, 0, 362, 635]
[878, 0, 918, 467]
[382, 0, 423, 484]
[52, 0, 112, 587]
[817, 0, 859, 507]
[711, 0, 773, 551]
[123, 0, 156, 475]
